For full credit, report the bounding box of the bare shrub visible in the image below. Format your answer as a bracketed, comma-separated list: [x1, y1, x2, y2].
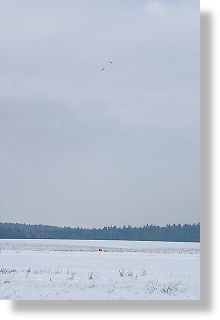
[88, 271, 99, 281]
[88, 272, 94, 280]
[54, 266, 62, 274]
[119, 269, 125, 277]
[145, 281, 159, 294]
[161, 281, 183, 296]
[0, 268, 16, 274]
[67, 272, 76, 281]
[108, 282, 117, 294]
[119, 269, 134, 277]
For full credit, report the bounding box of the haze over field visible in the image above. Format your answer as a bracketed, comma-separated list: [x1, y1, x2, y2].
[0, 0, 200, 227]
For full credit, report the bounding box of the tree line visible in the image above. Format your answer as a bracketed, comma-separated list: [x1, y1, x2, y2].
[0, 222, 200, 242]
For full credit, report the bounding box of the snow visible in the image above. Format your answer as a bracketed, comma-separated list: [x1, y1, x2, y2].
[0, 239, 200, 300]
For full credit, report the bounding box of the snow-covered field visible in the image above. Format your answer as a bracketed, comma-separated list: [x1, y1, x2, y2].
[0, 239, 200, 300]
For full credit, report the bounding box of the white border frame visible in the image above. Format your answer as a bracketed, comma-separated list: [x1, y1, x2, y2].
[1, 0, 220, 318]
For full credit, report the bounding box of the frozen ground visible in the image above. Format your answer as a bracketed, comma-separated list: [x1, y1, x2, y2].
[0, 239, 200, 300]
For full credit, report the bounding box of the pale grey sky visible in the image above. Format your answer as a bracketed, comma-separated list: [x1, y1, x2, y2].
[0, 0, 200, 227]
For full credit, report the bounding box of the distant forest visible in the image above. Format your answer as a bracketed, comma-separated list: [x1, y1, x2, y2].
[0, 222, 200, 242]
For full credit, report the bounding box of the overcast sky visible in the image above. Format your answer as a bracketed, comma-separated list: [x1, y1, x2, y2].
[0, 0, 199, 227]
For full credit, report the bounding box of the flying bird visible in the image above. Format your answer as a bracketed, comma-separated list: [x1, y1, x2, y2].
[100, 60, 112, 72]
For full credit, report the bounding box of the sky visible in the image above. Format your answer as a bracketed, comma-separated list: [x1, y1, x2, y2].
[0, 0, 200, 228]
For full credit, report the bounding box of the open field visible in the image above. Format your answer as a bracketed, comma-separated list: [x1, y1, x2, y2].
[0, 239, 200, 300]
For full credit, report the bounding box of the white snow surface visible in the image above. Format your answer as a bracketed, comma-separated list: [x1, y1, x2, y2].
[0, 239, 200, 300]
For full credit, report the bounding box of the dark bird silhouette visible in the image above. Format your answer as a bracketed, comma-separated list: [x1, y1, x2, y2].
[100, 67, 105, 71]
[108, 60, 113, 64]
